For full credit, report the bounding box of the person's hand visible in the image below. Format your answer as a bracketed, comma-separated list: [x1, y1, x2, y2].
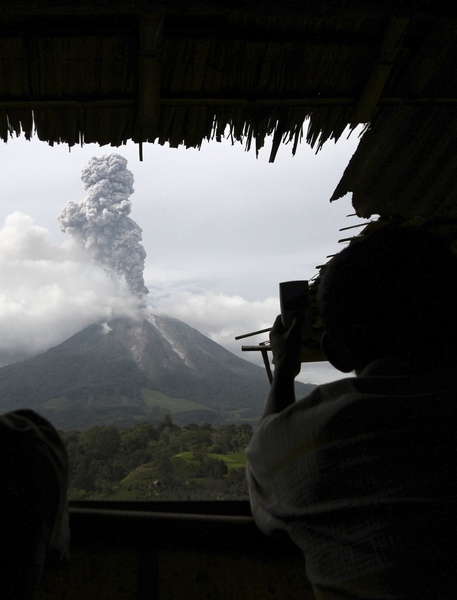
[269, 315, 302, 378]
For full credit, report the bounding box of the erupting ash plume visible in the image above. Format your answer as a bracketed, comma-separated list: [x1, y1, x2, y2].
[59, 154, 149, 298]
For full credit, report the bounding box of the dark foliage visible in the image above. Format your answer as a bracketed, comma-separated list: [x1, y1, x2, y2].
[62, 417, 253, 501]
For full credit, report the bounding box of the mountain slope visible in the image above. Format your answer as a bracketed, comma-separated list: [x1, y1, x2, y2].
[0, 315, 315, 429]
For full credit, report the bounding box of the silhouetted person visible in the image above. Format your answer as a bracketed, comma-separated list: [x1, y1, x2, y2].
[1, 409, 69, 599]
[246, 223, 457, 599]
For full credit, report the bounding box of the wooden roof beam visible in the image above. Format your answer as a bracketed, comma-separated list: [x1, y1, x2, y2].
[4, 1, 457, 20]
[136, 14, 163, 152]
[351, 17, 410, 125]
[1, 96, 457, 113]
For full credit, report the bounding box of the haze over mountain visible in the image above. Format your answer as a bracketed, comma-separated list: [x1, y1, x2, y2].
[0, 315, 315, 429]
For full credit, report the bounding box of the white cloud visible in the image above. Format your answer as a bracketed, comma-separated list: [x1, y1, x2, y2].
[0, 212, 145, 365]
[151, 289, 341, 385]
[152, 289, 277, 347]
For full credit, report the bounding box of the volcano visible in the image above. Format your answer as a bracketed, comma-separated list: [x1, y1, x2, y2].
[0, 315, 314, 429]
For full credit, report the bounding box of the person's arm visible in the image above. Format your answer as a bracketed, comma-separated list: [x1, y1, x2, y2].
[261, 315, 302, 420]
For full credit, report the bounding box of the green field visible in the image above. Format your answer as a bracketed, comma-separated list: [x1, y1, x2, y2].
[142, 389, 217, 414]
[175, 451, 246, 470]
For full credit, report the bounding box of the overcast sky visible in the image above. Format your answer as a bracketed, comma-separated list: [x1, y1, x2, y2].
[0, 128, 365, 384]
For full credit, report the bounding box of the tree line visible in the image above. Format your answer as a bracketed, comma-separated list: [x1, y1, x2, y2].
[61, 416, 254, 501]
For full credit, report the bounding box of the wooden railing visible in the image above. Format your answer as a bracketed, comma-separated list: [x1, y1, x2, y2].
[36, 501, 314, 600]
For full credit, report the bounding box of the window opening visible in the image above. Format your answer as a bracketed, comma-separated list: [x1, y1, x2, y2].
[0, 132, 359, 501]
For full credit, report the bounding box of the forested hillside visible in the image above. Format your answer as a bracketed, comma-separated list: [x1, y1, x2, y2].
[62, 417, 254, 502]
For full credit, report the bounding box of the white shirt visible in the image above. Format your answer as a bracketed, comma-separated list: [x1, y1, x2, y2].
[246, 351, 457, 599]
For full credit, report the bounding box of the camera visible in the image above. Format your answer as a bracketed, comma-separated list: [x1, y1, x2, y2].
[279, 280, 312, 340]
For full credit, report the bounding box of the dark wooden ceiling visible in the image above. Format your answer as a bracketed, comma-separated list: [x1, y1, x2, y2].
[1, 1, 456, 221]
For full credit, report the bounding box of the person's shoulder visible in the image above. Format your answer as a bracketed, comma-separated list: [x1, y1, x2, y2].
[295, 376, 360, 410]
[256, 376, 361, 436]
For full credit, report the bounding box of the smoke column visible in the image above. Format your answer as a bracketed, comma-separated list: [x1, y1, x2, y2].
[58, 154, 149, 298]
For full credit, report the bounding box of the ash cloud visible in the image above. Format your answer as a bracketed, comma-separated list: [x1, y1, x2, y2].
[58, 154, 149, 299]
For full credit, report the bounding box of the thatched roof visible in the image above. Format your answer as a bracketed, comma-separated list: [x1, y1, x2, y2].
[1, 1, 457, 220]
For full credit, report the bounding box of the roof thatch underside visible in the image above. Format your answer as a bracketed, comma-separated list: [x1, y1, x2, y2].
[1, 1, 457, 220]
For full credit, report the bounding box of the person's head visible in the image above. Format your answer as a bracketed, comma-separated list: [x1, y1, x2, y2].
[317, 222, 457, 373]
